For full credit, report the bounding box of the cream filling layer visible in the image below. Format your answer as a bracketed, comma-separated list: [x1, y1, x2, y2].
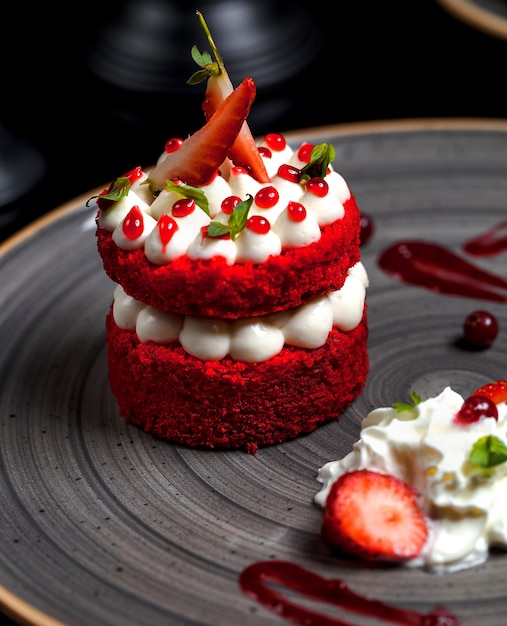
[112, 262, 368, 362]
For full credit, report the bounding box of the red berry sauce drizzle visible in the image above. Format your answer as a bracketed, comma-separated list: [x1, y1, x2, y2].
[239, 560, 459, 626]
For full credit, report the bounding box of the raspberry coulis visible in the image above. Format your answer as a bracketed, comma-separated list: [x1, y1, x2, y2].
[239, 560, 459, 625]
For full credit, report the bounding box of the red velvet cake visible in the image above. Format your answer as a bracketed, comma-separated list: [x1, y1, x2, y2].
[93, 13, 369, 452]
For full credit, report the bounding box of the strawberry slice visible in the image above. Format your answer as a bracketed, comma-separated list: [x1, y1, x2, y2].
[190, 11, 270, 183]
[322, 469, 428, 561]
[148, 77, 256, 191]
[470, 380, 507, 405]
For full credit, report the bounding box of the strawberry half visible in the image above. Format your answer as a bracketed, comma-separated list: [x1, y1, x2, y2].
[189, 11, 270, 183]
[322, 469, 428, 561]
[148, 77, 256, 191]
[470, 380, 507, 405]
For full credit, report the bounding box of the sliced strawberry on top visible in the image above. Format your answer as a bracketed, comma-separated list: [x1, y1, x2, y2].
[148, 77, 256, 191]
[470, 380, 507, 405]
[322, 469, 428, 561]
[189, 11, 270, 184]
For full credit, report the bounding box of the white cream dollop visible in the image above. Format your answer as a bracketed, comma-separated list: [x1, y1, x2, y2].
[315, 386, 507, 572]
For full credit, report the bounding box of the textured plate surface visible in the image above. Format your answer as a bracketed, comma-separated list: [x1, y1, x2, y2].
[2, 119, 507, 626]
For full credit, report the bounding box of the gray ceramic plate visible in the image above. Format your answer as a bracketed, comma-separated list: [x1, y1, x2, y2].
[2, 119, 507, 626]
[438, 0, 507, 39]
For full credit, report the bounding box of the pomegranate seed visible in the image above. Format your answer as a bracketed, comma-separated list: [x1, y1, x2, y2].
[158, 214, 179, 247]
[164, 138, 184, 153]
[258, 146, 272, 159]
[455, 395, 498, 424]
[221, 196, 241, 214]
[277, 164, 301, 183]
[255, 186, 279, 209]
[463, 310, 499, 348]
[297, 143, 314, 163]
[172, 198, 195, 217]
[306, 177, 328, 197]
[287, 201, 306, 222]
[360, 213, 374, 246]
[264, 133, 286, 152]
[247, 215, 271, 234]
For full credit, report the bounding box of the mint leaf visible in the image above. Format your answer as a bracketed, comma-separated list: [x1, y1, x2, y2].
[392, 391, 423, 413]
[470, 435, 507, 468]
[87, 176, 131, 206]
[300, 144, 336, 182]
[206, 195, 253, 241]
[164, 180, 210, 216]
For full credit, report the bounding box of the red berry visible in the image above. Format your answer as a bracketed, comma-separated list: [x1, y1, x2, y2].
[360, 213, 374, 246]
[246, 215, 270, 234]
[221, 196, 241, 214]
[470, 380, 507, 405]
[164, 138, 183, 153]
[172, 198, 195, 217]
[322, 470, 428, 561]
[287, 201, 306, 222]
[463, 310, 499, 348]
[277, 164, 301, 183]
[455, 395, 498, 424]
[264, 133, 286, 152]
[305, 177, 328, 197]
[258, 146, 272, 159]
[297, 142, 314, 163]
[158, 214, 179, 247]
[255, 186, 279, 209]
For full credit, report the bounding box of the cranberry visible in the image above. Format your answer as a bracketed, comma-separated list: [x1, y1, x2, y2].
[463, 310, 499, 348]
[455, 395, 498, 424]
[360, 213, 374, 246]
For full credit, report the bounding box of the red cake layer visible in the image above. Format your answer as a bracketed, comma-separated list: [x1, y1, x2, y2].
[96, 196, 361, 318]
[105, 309, 368, 453]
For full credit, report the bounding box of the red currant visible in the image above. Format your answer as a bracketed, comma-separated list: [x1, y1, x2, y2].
[221, 196, 241, 214]
[305, 178, 328, 197]
[463, 310, 499, 348]
[360, 213, 374, 246]
[287, 201, 306, 222]
[455, 395, 498, 424]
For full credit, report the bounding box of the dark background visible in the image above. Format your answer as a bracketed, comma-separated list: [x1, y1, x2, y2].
[1, 0, 507, 623]
[2, 0, 507, 244]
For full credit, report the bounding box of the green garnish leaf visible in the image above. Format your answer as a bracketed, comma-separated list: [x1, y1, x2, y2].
[86, 176, 131, 207]
[164, 180, 210, 216]
[469, 435, 507, 468]
[392, 391, 423, 413]
[206, 195, 253, 241]
[299, 143, 336, 182]
[187, 45, 219, 84]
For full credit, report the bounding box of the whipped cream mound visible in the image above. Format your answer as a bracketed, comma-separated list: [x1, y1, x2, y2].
[97, 140, 352, 265]
[315, 387, 507, 573]
[113, 262, 368, 362]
